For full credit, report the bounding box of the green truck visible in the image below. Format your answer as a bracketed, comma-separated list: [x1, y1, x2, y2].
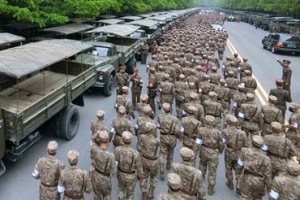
[0, 39, 96, 176]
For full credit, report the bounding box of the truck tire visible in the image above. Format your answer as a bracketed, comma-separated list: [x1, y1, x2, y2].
[103, 75, 113, 97]
[59, 105, 80, 140]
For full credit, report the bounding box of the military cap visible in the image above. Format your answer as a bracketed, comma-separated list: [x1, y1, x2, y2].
[122, 131, 133, 143]
[211, 66, 217, 72]
[234, 53, 238, 56]
[251, 135, 264, 148]
[196, 65, 203, 70]
[230, 61, 235, 66]
[271, 122, 282, 132]
[143, 106, 153, 114]
[167, 173, 182, 190]
[47, 141, 58, 154]
[226, 56, 231, 60]
[202, 54, 208, 58]
[149, 67, 156, 72]
[140, 94, 149, 101]
[268, 95, 277, 103]
[118, 106, 126, 114]
[208, 56, 212, 60]
[226, 114, 238, 123]
[205, 115, 215, 125]
[245, 70, 252, 75]
[220, 79, 226, 84]
[67, 150, 79, 165]
[283, 59, 291, 64]
[152, 55, 157, 59]
[186, 105, 197, 114]
[158, 65, 164, 70]
[163, 73, 170, 80]
[275, 79, 284, 86]
[96, 110, 105, 117]
[286, 161, 300, 175]
[164, 55, 169, 59]
[98, 130, 110, 143]
[162, 103, 171, 111]
[185, 61, 191, 66]
[122, 86, 129, 93]
[188, 82, 195, 87]
[209, 91, 218, 97]
[238, 83, 245, 89]
[290, 102, 300, 109]
[180, 147, 195, 160]
[190, 92, 198, 100]
[246, 93, 255, 101]
[174, 58, 179, 62]
[242, 57, 248, 61]
[203, 74, 210, 80]
[179, 74, 185, 79]
[228, 70, 234, 75]
[120, 65, 126, 69]
[145, 122, 156, 131]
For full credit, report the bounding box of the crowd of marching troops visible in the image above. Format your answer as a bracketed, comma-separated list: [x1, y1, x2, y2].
[32, 11, 300, 200]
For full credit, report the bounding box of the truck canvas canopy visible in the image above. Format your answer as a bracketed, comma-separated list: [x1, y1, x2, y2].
[0, 39, 92, 78]
[41, 23, 94, 35]
[86, 24, 141, 37]
[128, 19, 159, 28]
[147, 15, 171, 21]
[95, 19, 125, 25]
[0, 33, 25, 46]
[120, 16, 142, 21]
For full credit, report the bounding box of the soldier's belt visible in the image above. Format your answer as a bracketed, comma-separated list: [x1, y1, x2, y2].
[181, 188, 197, 196]
[202, 143, 218, 150]
[226, 145, 240, 151]
[267, 151, 286, 159]
[160, 132, 175, 136]
[64, 193, 84, 199]
[117, 166, 135, 174]
[142, 154, 158, 160]
[244, 170, 263, 178]
[95, 167, 110, 177]
[206, 113, 221, 118]
[41, 182, 58, 188]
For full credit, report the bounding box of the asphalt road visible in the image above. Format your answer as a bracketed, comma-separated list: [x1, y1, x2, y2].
[0, 21, 296, 200]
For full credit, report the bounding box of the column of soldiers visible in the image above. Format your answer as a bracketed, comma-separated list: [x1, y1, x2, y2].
[32, 12, 300, 200]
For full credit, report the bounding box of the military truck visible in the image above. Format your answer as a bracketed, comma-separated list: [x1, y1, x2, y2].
[0, 39, 96, 176]
[0, 33, 25, 50]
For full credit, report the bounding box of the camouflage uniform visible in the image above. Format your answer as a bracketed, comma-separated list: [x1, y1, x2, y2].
[115, 132, 144, 200]
[147, 67, 159, 114]
[231, 84, 247, 118]
[115, 86, 135, 120]
[183, 92, 205, 124]
[199, 75, 214, 102]
[241, 70, 257, 94]
[232, 53, 241, 67]
[238, 136, 272, 200]
[32, 141, 65, 200]
[139, 122, 160, 199]
[148, 55, 159, 71]
[157, 103, 181, 180]
[261, 96, 284, 136]
[239, 58, 252, 79]
[157, 173, 186, 200]
[130, 69, 143, 109]
[111, 106, 135, 147]
[91, 110, 109, 139]
[203, 92, 224, 129]
[114, 66, 130, 95]
[216, 38, 225, 60]
[172, 147, 206, 200]
[209, 67, 221, 86]
[213, 79, 231, 115]
[159, 74, 175, 110]
[136, 94, 155, 119]
[197, 115, 224, 195]
[222, 115, 248, 194]
[90, 131, 116, 200]
[286, 103, 300, 152]
[263, 122, 299, 179]
[141, 43, 149, 64]
[174, 74, 188, 118]
[225, 70, 239, 97]
[58, 150, 92, 200]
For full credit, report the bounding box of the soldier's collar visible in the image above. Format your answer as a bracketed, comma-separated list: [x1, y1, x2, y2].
[182, 161, 194, 166]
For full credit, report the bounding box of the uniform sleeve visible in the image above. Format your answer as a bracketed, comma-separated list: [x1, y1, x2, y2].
[135, 152, 144, 179]
[286, 70, 292, 86]
[286, 91, 292, 103]
[114, 147, 120, 162]
[32, 159, 42, 179]
[263, 158, 272, 191]
[277, 110, 284, 124]
[242, 132, 250, 148]
[174, 118, 183, 139]
[270, 177, 280, 200]
[90, 147, 96, 170]
[83, 170, 92, 194]
[218, 131, 225, 153]
[58, 170, 65, 187]
[288, 139, 299, 158]
[58, 160, 65, 175]
[110, 154, 117, 174]
[127, 101, 135, 119]
[129, 122, 136, 136]
[91, 122, 94, 133]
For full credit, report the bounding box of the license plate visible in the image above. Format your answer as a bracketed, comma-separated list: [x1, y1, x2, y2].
[287, 44, 297, 48]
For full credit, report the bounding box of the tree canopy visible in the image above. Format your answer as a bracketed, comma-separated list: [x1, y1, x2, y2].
[0, 0, 196, 27]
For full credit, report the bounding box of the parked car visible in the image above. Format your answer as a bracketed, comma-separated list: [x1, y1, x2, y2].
[262, 33, 300, 55]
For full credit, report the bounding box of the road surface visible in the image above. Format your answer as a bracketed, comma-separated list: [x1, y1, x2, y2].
[1, 21, 298, 200]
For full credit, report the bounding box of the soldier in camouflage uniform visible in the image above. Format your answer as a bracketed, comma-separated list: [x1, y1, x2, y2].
[181, 106, 202, 165]
[232, 53, 241, 67]
[114, 65, 130, 96]
[91, 110, 109, 139]
[197, 115, 225, 195]
[286, 103, 300, 152]
[237, 135, 272, 200]
[209, 67, 221, 86]
[159, 73, 175, 111]
[157, 173, 185, 200]
[216, 38, 225, 60]
[148, 55, 159, 72]
[141, 42, 149, 65]
[58, 150, 92, 200]
[115, 131, 145, 200]
[231, 84, 247, 118]
[139, 122, 160, 200]
[136, 94, 155, 119]
[157, 103, 182, 180]
[130, 68, 143, 110]
[240, 70, 257, 94]
[183, 92, 204, 124]
[174, 74, 188, 118]
[147, 67, 159, 114]
[90, 130, 116, 200]
[261, 95, 284, 136]
[32, 141, 65, 200]
[172, 147, 206, 200]
[225, 71, 239, 98]
[269, 161, 300, 200]
[239, 58, 252, 79]
[111, 106, 135, 147]
[239, 93, 263, 138]
[203, 92, 224, 129]
[213, 79, 231, 115]
[155, 65, 166, 109]
[263, 122, 299, 179]
[222, 57, 232, 78]
[115, 86, 135, 120]
[199, 74, 214, 102]
[225, 61, 239, 79]
[222, 115, 248, 195]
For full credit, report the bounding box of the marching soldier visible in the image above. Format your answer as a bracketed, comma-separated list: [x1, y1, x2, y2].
[115, 86, 135, 120]
[286, 103, 300, 152]
[261, 95, 284, 136]
[90, 131, 116, 200]
[209, 66, 221, 85]
[197, 115, 225, 195]
[157, 103, 181, 180]
[172, 147, 206, 200]
[141, 42, 149, 65]
[216, 38, 225, 60]
[263, 122, 299, 179]
[129, 68, 143, 110]
[222, 115, 248, 195]
[157, 173, 185, 200]
[114, 65, 129, 95]
[239, 58, 252, 79]
[148, 55, 159, 72]
[232, 53, 241, 67]
[183, 92, 205, 124]
[32, 141, 65, 200]
[203, 92, 224, 129]
[137, 94, 155, 119]
[91, 110, 108, 138]
[111, 106, 135, 147]
[174, 74, 188, 118]
[147, 67, 159, 114]
[199, 74, 214, 102]
[231, 84, 247, 118]
[269, 79, 292, 121]
[58, 150, 92, 200]
[213, 79, 231, 115]
[276, 58, 292, 98]
[115, 131, 145, 200]
[237, 135, 272, 200]
[225, 70, 239, 97]
[159, 74, 175, 111]
[241, 70, 257, 94]
[139, 122, 160, 200]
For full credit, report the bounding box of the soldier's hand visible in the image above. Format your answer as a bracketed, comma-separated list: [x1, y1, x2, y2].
[140, 178, 146, 186]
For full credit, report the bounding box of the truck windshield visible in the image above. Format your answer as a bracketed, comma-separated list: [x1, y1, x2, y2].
[95, 47, 109, 56]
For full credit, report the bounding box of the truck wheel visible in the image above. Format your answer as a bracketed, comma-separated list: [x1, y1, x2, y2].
[103, 75, 113, 97]
[271, 46, 277, 54]
[59, 105, 80, 140]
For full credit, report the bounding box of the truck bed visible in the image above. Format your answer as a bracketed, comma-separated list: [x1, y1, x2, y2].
[0, 71, 76, 114]
[115, 45, 131, 53]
